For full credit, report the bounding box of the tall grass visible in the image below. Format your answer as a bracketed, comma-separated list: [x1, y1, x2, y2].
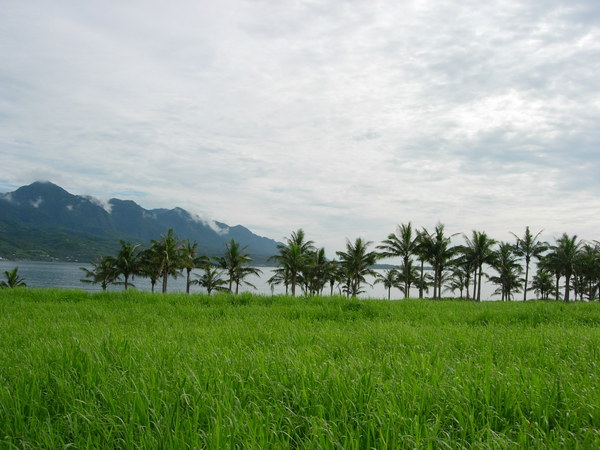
[1, 289, 599, 448]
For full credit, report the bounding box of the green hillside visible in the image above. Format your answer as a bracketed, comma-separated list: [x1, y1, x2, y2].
[0, 219, 120, 261]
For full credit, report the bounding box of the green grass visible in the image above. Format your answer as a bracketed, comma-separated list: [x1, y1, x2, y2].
[1, 289, 599, 448]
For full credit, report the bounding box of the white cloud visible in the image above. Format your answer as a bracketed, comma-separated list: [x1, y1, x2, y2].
[30, 197, 43, 208]
[0, 0, 599, 253]
[190, 212, 228, 236]
[85, 196, 112, 214]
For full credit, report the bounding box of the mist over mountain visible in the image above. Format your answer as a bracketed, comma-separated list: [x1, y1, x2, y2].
[0, 181, 280, 262]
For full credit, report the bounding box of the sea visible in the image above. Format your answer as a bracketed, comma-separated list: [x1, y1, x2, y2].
[0, 260, 499, 300]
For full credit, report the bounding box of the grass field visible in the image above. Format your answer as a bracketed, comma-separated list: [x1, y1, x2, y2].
[0, 289, 599, 448]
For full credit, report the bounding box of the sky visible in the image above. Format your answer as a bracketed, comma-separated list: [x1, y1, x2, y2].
[1, 0, 599, 254]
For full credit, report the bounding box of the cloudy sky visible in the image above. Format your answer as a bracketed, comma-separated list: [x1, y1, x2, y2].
[1, 0, 599, 253]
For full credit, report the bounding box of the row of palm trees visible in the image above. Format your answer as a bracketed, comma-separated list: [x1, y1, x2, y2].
[82, 224, 600, 301]
[268, 224, 600, 302]
[81, 229, 261, 294]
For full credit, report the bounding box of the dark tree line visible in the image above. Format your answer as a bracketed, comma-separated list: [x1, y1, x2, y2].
[79, 225, 600, 301]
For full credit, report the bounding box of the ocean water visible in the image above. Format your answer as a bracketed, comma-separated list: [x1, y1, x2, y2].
[0, 260, 499, 300]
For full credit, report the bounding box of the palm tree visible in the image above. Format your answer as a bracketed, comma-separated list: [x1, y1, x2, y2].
[574, 243, 600, 301]
[0, 267, 26, 288]
[326, 260, 341, 296]
[194, 262, 228, 295]
[511, 226, 547, 301]
[302, 247, 329, 295]
[378, 222, 419, 298]
[448, 262, 472, 299]
[181, 239, 208, 294]
[139, 247, 162, 293]
[151, 228, 184, 293]
[489, 242, 523, 301]
[396, 259, 420, 298]
[414, 230, 430, 299]
[113, 240, 142, 291]
[538, 251, 562, 300]
[419, 224, 457, 299]
[267, 266, 291, 295]
[463, 230, 497, 301]
[451, 251, 477, 300]
[551, 233, 582, 302]
[374, 269, 402, 300]
[530, 268, 554, 300]
[80, 256, 119, 291]
[270, 229, 315, 296]
[218, 239, 262, 294]
[336, 237, 378, 298]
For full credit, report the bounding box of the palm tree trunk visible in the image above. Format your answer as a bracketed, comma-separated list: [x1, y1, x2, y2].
[162, 268, 168, 293]
[472, 267, 478, 300]
[404, 257, 409, 299]
[186, 268, 191, 294]
[419, 260, 424, 298]
[477, 264, 482, 301]
[523, 259, 529, 301]
[564, 274, 570, 302]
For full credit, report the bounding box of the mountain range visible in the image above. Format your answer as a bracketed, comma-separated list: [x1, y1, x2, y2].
[0, 181, 281, 263]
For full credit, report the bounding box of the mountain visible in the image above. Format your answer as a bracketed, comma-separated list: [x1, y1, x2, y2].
[0, 181, 281, 263]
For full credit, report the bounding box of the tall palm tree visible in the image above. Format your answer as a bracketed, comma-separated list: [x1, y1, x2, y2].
[181, 239, 209, 294]
[80, 256, 119, 291]
[511, 226, 547, 301]
[113, 240, 142, 291]
[552, 233, 582, 302]
[151, 228, 184, 293]
[378, 222, 419, 298]
[463, 230, 497, 301]
[270, 229, 315, 296]
[218, 239, 262, 294]
[0, 267, 26, 288]
[336, 237, 378, 298]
